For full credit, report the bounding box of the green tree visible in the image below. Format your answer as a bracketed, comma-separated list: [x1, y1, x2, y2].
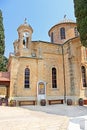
[0, 10, 8, 71]
[0, 10, 5, 55]
[74, 0, 87, 47]
[0, 55, 8, 71]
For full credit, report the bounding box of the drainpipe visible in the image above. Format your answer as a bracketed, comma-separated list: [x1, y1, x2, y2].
[62, 45, 66, 103]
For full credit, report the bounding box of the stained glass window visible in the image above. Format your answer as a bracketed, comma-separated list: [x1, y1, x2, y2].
[52, 67, 57, 88]
[24, 68, 30, 88]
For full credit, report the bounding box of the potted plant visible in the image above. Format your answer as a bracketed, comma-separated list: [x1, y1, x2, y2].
[10, 99, 16, 106]
[78, 98, 84, 106]
[40, 99, 46, 106]
[67, 99, 72, 105]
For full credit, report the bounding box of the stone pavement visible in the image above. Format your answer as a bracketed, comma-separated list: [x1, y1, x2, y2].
[0, 105, 87, 130]
[22, 104, 87, 117]
[0, 106, 69, 130]
[22, 104, 87, 130]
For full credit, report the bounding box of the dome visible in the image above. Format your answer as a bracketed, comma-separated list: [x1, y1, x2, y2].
[58, 17, 76, 24]
[48, 16, 76, 36]
[17, 18, 33, 33]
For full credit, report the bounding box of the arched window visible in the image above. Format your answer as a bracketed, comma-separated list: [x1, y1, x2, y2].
[52, 67, 57, 88]
[51, 32, 54, 43]
[81, 66, 87, 87]
[23, 32, 29, 48]
[24, 68, 30, 88]
[60, 27, 66, 39]
[23, 36, 26, 48]
[23, 36, 29, 48]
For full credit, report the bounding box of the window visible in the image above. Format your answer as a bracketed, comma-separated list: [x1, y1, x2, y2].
[24, 68, 30, 88]
[52, 67, 57, 88]
[23, 37, 26, 47]
[51, 32, 54, 43]
[23, 32, 29, 48]
[60, 27, 66, 39]
[81, 66, 87, 87]
[23, 37, 29, 48]
[74, 27, 79, 37]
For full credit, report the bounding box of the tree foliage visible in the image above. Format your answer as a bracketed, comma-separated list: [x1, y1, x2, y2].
[74, 0, 87, 47]
[0, 10, 8, 71]
[0, 10, 5, 55]
[0, 55, 8, 71]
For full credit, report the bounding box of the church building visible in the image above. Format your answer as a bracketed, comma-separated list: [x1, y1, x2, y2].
[0, 17, 87, 105]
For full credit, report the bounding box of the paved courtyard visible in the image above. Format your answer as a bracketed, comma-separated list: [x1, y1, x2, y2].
[22, 104, 87, 130]
[0, 104, 87, 130]
[0, 106, 69, 130]
[22, 104, 87, 117]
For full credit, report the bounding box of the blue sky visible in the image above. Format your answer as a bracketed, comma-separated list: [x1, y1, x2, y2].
[0, 0, 75, 57]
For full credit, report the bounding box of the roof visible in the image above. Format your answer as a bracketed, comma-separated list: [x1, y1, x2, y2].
[32, 40, 62, 46]
[17, 19, 33, 33]
[58, 18, 76, 24]
[0, 72, 10, 82]
[48, 16, 76, 35]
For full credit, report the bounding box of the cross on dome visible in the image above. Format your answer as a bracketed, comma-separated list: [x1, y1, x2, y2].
[24, 18, 27, 24]
[64, 14, 66, 19]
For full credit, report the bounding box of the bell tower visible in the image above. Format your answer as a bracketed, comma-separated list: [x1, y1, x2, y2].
[13, 19, 33, 56]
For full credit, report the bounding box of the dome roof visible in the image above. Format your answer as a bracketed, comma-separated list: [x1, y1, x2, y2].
[48, 16, 76, 35]
[17, 18, 33, 33]
[58, 17, 76, 24]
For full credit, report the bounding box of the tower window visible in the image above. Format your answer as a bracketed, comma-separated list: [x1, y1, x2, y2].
[60, 27, 66, 39]
[24, 68, 30, 88]
[23, 37, 26, 47]
[81, 66, 87, 87]
[52, 67, 57, 88]
[23, 32, 29, 48]
[51, 32, 54, 43]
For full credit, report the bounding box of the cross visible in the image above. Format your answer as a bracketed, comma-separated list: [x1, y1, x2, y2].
[24, 18, 27, 24]
[64, 15, 66, 19]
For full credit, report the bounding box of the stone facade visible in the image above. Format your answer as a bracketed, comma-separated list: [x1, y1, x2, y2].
[1, 17, 87, 105]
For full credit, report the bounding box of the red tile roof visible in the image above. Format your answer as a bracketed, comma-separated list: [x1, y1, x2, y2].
[0, 72, 10, 82]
